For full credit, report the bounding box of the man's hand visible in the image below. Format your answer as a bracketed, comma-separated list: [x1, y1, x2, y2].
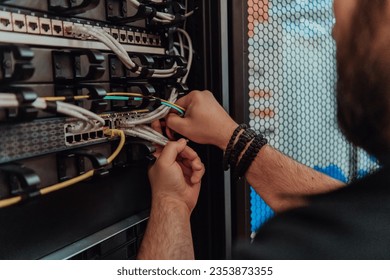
[139, 139, 205, 260]
[166, 90, 238, 151]
[148, 138, 205, 213]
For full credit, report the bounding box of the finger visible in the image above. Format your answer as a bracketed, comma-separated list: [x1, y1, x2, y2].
[178, 161, 192, 178]
[191, 162, 205, 185]
[179, 154, 204, 185]
[174, 94, 193, 108]
[157, 139, 187, 166]
[151, 120, 163, 134]
[153, 147, 162, 159]
[166, 113, 190, 136]
[179, 146, 199, 162]
[181, 157, 203, 172]
[165, 126, 176, 140]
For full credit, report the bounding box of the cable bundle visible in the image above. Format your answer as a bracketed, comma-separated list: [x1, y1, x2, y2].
[0, 93, 105, 126]
[67, 25, 181, 79]
[128, 0, 194, 24]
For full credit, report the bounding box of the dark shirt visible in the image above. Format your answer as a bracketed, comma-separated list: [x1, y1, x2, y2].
[234, 165, 390, 259]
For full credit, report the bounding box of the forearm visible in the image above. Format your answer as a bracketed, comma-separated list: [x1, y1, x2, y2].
[246, 145, 345, 212]
[137, 197, 195, 260]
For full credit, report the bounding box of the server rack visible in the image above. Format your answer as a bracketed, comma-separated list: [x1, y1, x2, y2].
[0, 0, 231, 260]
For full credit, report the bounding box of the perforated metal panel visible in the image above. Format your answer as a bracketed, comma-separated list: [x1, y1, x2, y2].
[246, 0, 379, 233]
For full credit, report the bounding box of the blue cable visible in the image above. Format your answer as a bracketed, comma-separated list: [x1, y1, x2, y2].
[161, 101, 185, 116]
[104, 96, 184, 116]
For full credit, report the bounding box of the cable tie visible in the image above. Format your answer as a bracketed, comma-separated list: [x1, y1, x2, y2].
[44, 101, 58, 114]
[15, 90, 38, 105]
[64, 96, 75, 102]
[139, 67, 155, 78]
[20, 190, 41, 201]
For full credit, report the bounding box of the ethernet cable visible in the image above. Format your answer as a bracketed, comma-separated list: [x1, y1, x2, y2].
[67, 25, 180, 79]
[0, 93, 105, 126]
[124, 125, 169, 146]
[0, 129, 125, 208]
[129, 0, 195, 23]
[177, 28, 193, 83]
[104, 94, 186, 116]
[40, 93, 185, 116]
[117, 28, 192, 126]
[60, 27, 192, 126]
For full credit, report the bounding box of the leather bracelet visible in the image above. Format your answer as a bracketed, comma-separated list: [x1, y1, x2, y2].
[223, 124, 247, 171]
[233, 134, 268, 181]
[229, 128, 257, 170]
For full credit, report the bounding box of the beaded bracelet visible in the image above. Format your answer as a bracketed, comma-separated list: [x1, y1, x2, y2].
[229, 128, 257, 171]
[223, 124, 247, 171]
[233, 134, 268, 181]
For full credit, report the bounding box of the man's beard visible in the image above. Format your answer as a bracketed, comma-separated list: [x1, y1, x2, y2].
[336, 3, 390, 158]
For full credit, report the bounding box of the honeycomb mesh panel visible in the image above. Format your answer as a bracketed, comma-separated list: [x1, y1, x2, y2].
[246, 0, 379, 233]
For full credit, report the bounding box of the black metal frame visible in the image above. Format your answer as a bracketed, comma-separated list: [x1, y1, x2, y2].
[0, 0, 235, 260]
[185, 0, 232, 260]
[228, 0, 251, 241]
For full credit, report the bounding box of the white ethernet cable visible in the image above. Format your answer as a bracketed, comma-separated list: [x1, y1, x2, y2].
[124, 126, 168, 146]
[177, 28, 193, 84]
[128, 0, 174, 22]
[0, 93, 105, 126]
[68, 25, 179, 78]
[128, 0, 194, 23]
[118, 28, 192, 126]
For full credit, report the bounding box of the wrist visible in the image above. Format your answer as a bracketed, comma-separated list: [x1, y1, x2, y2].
[152, 194, 192, 217]
[216, 121, 239, 151]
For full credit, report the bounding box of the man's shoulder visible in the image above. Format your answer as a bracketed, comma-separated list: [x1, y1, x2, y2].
[234, 167, 390, 260]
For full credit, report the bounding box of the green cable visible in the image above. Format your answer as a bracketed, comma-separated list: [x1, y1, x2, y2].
[104, 96, 129, 101]
[104, 96, 184, 116]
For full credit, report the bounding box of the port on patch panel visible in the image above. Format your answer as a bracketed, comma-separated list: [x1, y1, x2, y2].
[111, 28, 119, 40]
[119, 30, 127, 43]
[51, 19, 63, 36]
[0, 11, 12, 31]
[142, 36, 148, 44]
[26, 16, 40, 34]
[127, 31, 135, 43]
[12, 13, 27, 33]
[63, 21, 74, 37]
[39, 17, 52, 35]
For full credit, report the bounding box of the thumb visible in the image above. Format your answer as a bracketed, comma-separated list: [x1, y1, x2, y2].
[158, 139, 187, 166]
[166, 113, 189, 135]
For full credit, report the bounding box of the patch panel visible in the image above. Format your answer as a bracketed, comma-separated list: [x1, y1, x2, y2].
[0, 6, 163, 49]
[65, 128, 105, 146]
[64, 118, 107, 146]
[0, 107, 155, 163]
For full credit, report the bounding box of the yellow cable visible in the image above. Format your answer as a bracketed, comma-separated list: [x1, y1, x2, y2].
[0, 128, 126, 207]
[39, 170, 95, 195]
[104, 129, 126, 163]
[159, 98, 186, 112]
[43, 95, 89, 101]
[0, 196, 22, 208]
[106, 92, 143, 97]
